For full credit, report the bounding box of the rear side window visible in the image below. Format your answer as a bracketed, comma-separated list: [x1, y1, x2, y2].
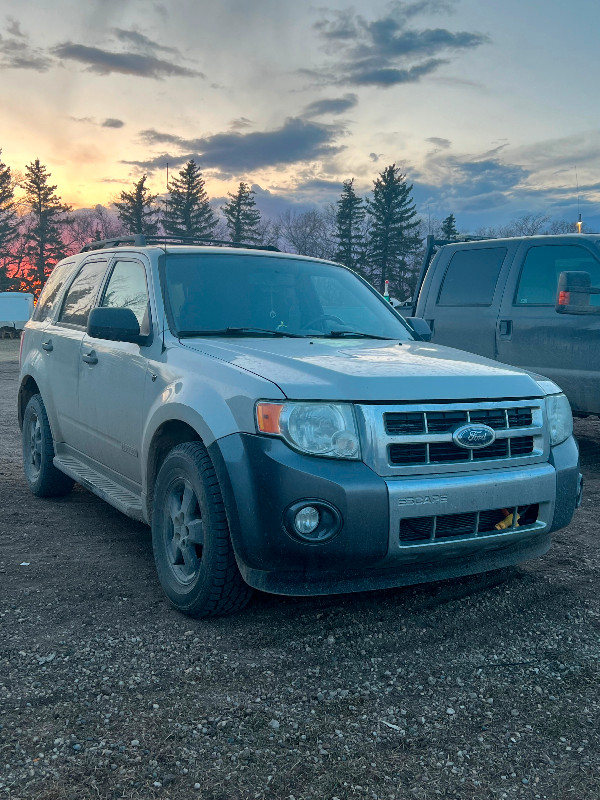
[437, 248, 507, 306]
[58, 260, 108, 327]
[32, 261, 75, 322]
[515, 245, 600, 305]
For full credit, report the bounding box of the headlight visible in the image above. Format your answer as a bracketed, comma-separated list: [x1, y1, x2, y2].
[545, 393, 573, 446]
[256, 401, 360, 459]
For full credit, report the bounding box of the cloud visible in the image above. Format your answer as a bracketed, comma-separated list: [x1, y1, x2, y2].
[426, 137, 451, 148]
[6, 18, 25, 38]
[229, 117, 253, 131]
[112, 28, 178, 55]
[310, 4, 488, 88]
[347, 58, 447, 86]
[102, 118, 125, 128]
[127, 117, 345, 173]
[369, 152, 383, 163]
[302, 93, 358, 118]
[52, 42, 203, 78]
[0, 30, 52, 71]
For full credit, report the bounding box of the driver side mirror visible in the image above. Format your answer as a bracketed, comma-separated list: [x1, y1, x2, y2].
[556, 271, 600, 315]
[404, 317, 432, 342]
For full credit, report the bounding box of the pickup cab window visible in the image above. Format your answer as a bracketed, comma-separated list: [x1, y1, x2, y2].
[515, 244, 600, 305]
[437, 247, 506, 306]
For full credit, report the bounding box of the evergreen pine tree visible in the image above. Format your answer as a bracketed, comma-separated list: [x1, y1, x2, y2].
[165, 160, 217, 239]
[0, 150, 18, 290]
[114, 175, 160, 236]
[366, 164, 420, 296]
[222, 182, 261, 243]
[441, 213, 458, 240]
[23, 159, 72, 289]
[0, 150, 17, 251]
[334, 178, 365, 272]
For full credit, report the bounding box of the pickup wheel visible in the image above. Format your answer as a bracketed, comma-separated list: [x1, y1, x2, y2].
[152, 442, 253, 617]
[22, 394, 75, 497]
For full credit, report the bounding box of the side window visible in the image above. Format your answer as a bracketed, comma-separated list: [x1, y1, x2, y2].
[32, 261, 75, 322]
[100, 260, 150, 334]
[437, 248, 507, 306]
[515, 245, 600, 306]
[58, 260, 108, 327]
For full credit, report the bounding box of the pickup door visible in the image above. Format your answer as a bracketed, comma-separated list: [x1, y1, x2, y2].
[495, 241, 600, 414]
[418, 243, 516, 359]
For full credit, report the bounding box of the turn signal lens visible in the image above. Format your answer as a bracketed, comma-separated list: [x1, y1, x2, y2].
[256, 403, 283, 434]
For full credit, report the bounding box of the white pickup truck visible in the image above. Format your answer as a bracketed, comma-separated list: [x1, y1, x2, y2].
[17, 236, 583, 617]
[0, 292, 34, 338]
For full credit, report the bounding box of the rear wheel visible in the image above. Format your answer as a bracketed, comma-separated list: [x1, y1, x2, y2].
[22, 394, 75, 497]
[152, 442, 252, 617]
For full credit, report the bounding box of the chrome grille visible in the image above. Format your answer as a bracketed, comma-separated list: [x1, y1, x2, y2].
[384, 406, 533, 435]
[389, 435, 535, 466]
[358, 400, 547, 477]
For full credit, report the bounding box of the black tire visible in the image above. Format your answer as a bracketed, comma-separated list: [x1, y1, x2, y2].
[22, 394, 75, 497]
[152, 441, 253, 617]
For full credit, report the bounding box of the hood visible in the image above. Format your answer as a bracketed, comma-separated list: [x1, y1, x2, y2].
[180, 337, 546, 402]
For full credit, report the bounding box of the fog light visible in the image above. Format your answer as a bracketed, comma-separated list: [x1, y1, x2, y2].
[294, 506, 320, 535]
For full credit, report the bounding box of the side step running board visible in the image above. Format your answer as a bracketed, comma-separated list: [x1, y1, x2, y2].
[53, 455, 145, 522]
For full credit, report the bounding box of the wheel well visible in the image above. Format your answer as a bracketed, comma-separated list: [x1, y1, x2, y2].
[18, 377, 40, 430]
[146, 420, 201, 516]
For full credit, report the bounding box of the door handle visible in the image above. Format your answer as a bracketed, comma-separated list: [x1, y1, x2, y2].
[41, 340, 53, 352]
[82, 350, 98, 365]
[498, 319, 513, 339]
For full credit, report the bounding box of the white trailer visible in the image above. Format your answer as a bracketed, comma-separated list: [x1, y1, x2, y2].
[0, 292, 34, 338]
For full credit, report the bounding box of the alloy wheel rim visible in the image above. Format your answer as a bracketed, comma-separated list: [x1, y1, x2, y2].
[164, 478, 204, 585]
[28, 412, 42, 478]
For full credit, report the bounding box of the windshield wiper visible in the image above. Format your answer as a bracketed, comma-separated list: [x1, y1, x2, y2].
[178, 326, 306, 338]
[314, 330, 395, 340]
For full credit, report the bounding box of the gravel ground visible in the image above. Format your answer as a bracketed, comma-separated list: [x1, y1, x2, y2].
[1, 338, 599, 800]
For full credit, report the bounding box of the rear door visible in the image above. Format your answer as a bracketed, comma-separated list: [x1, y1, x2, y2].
[496, 240, 600, 413]
[45, 258, 110, 446]
[420, 243, 516, 359]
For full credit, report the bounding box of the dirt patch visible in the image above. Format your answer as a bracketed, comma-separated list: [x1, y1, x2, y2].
[1, 339, 599, 800]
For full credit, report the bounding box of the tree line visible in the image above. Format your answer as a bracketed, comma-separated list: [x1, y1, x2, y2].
[0, 148, 585, 299]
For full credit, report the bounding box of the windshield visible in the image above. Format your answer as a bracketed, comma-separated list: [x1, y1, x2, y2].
[162, 253, 414, 340]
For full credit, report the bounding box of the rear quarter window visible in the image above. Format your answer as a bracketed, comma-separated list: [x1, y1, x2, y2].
[437, 247, 507, 306]
[31, 261, 75, 322]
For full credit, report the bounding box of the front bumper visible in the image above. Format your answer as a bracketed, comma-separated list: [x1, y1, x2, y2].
[208, 433, 581, 596]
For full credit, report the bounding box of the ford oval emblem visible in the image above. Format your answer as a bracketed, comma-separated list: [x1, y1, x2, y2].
[452, 423, 496, 450]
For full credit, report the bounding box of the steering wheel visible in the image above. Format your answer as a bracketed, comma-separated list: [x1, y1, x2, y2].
[300, 313, 346, 331]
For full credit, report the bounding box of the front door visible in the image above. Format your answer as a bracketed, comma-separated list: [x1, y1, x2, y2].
[496, 241, 600, 413]
[77, 258, 152, 484]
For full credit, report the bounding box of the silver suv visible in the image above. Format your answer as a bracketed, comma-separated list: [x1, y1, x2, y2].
[18, 236, 583, 617]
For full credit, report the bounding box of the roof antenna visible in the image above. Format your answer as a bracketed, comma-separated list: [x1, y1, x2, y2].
[164, 162, 169, 248]
[161, 162, 169, 353]
[575, 167, 582, 233]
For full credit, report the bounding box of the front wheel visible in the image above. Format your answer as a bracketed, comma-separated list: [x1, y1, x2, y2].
[152, 442, 252, 617]
[22, 394, 75, 497]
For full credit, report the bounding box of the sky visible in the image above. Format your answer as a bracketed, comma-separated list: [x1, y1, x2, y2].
[1, 0, 599, 231]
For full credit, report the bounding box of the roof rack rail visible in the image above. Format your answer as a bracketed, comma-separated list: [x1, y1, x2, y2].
[143, 235, 280, 252]
[80, 235, 279, 253]
[80, 235, 147, 253]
